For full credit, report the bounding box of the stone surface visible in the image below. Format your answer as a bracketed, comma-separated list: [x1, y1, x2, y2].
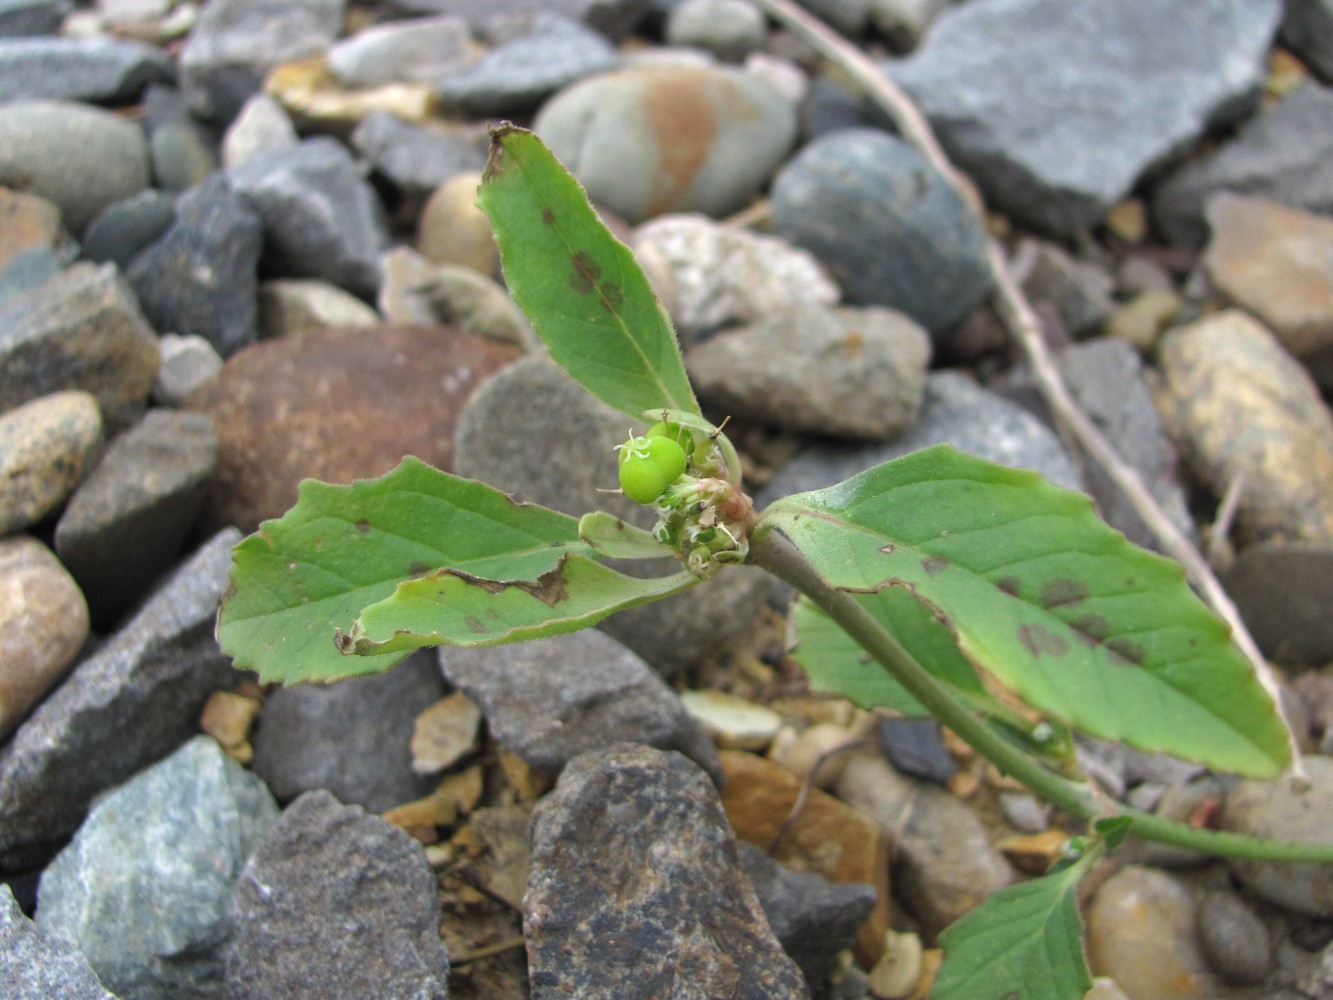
[665, 0, 766, 62]
[249, 651, 446, 812]
[1224, 541, 1333, 665]
[1196, 888, 1274, 985]
[416, 170, 498, 276]
[228, 136, 388, 299]
[225, 790, 451, 1000]
[0, 99, 150, 235]
[220, 93, 299, 168]
[1086, 865, 1220, 1000]
[1157, 309, 1333, 545]
[0, 188, 62, 273]
[0, 0, 70, 36]
[256, 278, 380, 339]
[526, 746, 810, 999]
[378, 247, 531, 346]
[0, 884, 115, 1000]
[679, 689, 783, 752]
[0, 528, 243, 872]
[633, 213, 838, 345]
[1014, 238, 1116, 339]
[185, 324, 517, 533]
[440, 629, 722, 783]
[350, 111, 488, 202]
[0, 36, 173, 104]
[35, 736, 278, 1000]
[81, 189, 177, 269]
[0, 390, 102, 536]
[888, 0, 1279, 237]
[127, 171, 263, 358]
[153, 333, 223, 406]
[0, 536, 88, 743]
[686, 304, 931, 439]
[1151, 81, 1333, 248]
[0, 261, 160, 427]
[261, 54, 437, 134]
[771, 128, 991, 337]
[1224, 755, 1333, 916]
[54, 409, 216, 629]
[1282, 0, 1333, 81]
[149, 122, 218, 193]
[326, 13, 476, 88]
[534, 64, 797, 223]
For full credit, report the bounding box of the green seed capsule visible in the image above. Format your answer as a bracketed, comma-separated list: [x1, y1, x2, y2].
[646, 420, 694, 457]
[618, 435, 687, 504]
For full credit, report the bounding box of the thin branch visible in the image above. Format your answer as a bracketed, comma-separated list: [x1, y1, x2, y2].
[751, 0, 1304, 781]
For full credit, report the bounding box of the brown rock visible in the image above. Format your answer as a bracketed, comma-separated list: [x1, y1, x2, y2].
[416, 171, 498, 277]
[0, 536, 89, 741]
[185, 325, 518, 532]
[0, 391, 103, 536]
[0, 187, 63, 271]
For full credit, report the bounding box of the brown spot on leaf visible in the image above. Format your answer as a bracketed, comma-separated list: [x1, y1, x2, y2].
[996, 576, 1021, 597]
[1069, 613, 1110, 646]
[1018, 623, 1069, 657]
[407, 561, 432, 577]
[880, 544, 896, 555]
[355, 519, 371, 533]
[1106, 637, 1146, 666]
[922, 555, 949, 576]
[465, 614, 488, 634]
[601, 281, 624, 312]
[571, 251, 601, 295]
[1040, 577, 1088, 609]
[449, 561, 571, 607]
[541, 207, 555, 225]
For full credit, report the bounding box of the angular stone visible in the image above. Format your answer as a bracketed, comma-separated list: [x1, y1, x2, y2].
[0, 390, 102, 536]
[225, 790, 451, 1000]
[397, 0, 647, 40]
[257, 278, 380, 340]
[526, 746, 809, 999]
[35, 736, 278, 1000]
[1282, 0, 1333, 81]
[261, 55, 436, 134]
[0, 885, 115, 1000]
[440, 629, 721, 783]
[185, 324, 516, 533]
[1014, 239, 1115, 339]
[220, 94, 299, 168]
[0, 528, 243, 872]
[0, 36, 172, 104]
[326, 13, 476, 88]
[54, 409, 216, 629]
[0, 261, 160, 426]
[350, 111, 487, 202]
[0, 537, 88, 743]
[153, 333, 223, 406]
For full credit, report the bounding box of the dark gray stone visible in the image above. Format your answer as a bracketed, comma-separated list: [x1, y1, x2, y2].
[526, 746, 810, 999]
[350, 111, 487, 200]
[440, 629, 722, 784]
[770, 128, 991, 337]
[1282, 0, 1333, 82]
[1151, 81, 1333, 248]
[1014, 239, 1115, 339]
[877, 717, 956, 784]
[1196, 889, 1274, 984]
[736, 841, 875, 999]
[1224, 541, 1333, 665]
[0, 36, 173, 103]
[229, 137, 388, 299]
[887, 0, 1280, 237]
[82, 189, 177, 268]
[55, 409, 217, 629]
[225, 790, 450, 1000]
[35, 737, 278, 1000]
[0, 885, 115, 1000]
[149, 122, 219, 192]
[0, 0, 70, 36]
[437, 13, 619, 116]
[127, 172, 262, 357]
[0, 261, 159, 427]
[385, 0, 647, 40]
[0, 528, 244, 873]
[248, 651, 445, 812]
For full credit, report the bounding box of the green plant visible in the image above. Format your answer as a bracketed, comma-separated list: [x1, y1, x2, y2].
[217, 125, 1332, 999]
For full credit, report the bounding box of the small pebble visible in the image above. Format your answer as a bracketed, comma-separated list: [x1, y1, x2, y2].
[665, 0, 767, 62]
[0, 390, 103, 536]
[409, 691, 481, 775]
[1196, 888, 1275, 985]
[679, 689, 784, 751]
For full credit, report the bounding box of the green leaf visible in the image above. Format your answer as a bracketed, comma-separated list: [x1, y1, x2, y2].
[477, 124, 698, 420]
[339, 555, 698, 654]
[931, 852, 1092, 1000]
[760, 444, 1291, 778]
[579, 511, 673, 559]
[217, 457, 593, 684]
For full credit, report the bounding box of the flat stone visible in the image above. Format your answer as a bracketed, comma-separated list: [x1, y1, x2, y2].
[35, 736, 278, 1000]
[220, 93, 299, 168]
[0, 261, 160, 427]
[350, 111, 487, 203]
[0, 390, 102, 536]
[1157, 309, 1333, 544]
[54, 409, 216, 629]
[185, 324, 517, 533]
[0, 528, 243, 872]
[440, 629, 721, 783]
[378, 245, 530, 347]
[0, 884, 115, 1000]
[257, 278, 380, 339]
[1224, 541, 1333, 665]
[0, 0, 70, 35]
[771, 128, 991, 337]
[888, 0, 1279, 237]
[392, 0, 647, 39]
[327, 13, 477, 88]
[0, 537, 88, 743]
[526, 745, 809, 999]
[0, 36, 173, 104]
[261, 55, 437, 134]
[534, 64, 797, 223]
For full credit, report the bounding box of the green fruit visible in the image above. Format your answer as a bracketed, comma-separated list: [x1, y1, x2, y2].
[618, 435, 687, 504]
[646, 420, 693, 456]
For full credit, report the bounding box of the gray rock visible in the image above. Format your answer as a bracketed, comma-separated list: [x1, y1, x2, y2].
[220, 93, 298, 169]
[0, 245, 64, 306]
[887, 0, 1280, 237]
[760, 369, 1083, 507]
[149, 122, 218, 193]
[81, 189, 177, 268]
[770, 128, 991, 337]
[1151, 81, 1333, 248]
[736, 840, 875, 998]
[526, 745, 810, 999]
[1196, 888, 1274, 985]
[1225, 541, 1333, 665]
[0, 36, 173, 104]
[0, 261, 160, 427]
[440, 629, 722, 784]
[54, 409, 216, 629]
[1281, 0, 1333, 82]
[535, 64, 796, 223]
[686, 304, 931, 440]
[0, 528, 243, 873]
[438, 13, 619, 116]
[258, 278, 380, 339]
[350, 111, 488, 201]
[153, 333, 223, 405]
[179, 0, 346, 122]
[0, 884, 115, 1000]
[390, 0, 647, 40]
[377, 250, 531, 347]
[1013, 238, 1115, 339]
[866, 0, 950, 50]
[665, 0, 766, 62]
[249, 651, 446, 812]
[327, 13, 476, 88]
[791, 0, 865, 35]
[1057, 337, 1196, 550]
[0, 99, 150, 235]
[127, 173, 262, 358]
[224, 790, 451, 1000]
[35, 736, 278, 1000]
[0, 0, 70, 36]
[229, 137, 388, 300]
[0, 390, 102, 537]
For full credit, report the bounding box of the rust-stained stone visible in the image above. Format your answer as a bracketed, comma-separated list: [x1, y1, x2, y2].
[0, 187, 63, 271]
[185, 325, 518, 533]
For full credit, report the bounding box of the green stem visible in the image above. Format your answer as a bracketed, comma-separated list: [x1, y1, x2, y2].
[749, 528, 1333, 865]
